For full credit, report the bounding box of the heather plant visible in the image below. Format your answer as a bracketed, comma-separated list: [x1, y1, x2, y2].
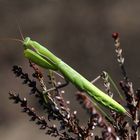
[9, 33, 140, 140]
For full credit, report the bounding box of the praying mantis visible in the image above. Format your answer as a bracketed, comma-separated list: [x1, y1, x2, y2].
[21, 37, 130, 116]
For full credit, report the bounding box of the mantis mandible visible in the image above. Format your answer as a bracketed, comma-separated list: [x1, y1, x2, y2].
[22, 37, 129, 116]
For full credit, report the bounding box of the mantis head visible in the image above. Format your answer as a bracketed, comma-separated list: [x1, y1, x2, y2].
[23, 37, 31, 49]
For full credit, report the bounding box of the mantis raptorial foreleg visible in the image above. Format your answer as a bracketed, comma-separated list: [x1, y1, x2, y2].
[24, 49, 57, 70]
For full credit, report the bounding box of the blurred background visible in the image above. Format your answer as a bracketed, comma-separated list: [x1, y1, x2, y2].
[0, 0, 140, 139]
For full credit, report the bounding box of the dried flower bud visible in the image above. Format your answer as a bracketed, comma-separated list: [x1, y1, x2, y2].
[112, 32, 119, 40]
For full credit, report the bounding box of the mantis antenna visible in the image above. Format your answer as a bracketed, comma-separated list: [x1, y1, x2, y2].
[17, 23, 24, 41]
[0, 38, 23, 43]
[0, 22, 24, 44]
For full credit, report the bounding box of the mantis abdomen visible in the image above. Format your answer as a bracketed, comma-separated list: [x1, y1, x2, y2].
[58, 61, 126, 114]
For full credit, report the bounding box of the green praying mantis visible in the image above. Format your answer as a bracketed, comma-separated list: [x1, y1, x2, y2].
[21, 37, 131, 117]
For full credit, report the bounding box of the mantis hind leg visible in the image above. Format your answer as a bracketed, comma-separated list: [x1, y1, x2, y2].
[43, 70, 69, 95]
[90, 71, 124, 100]
[43, 80, 69, 94]
[24, 49, 57, 70]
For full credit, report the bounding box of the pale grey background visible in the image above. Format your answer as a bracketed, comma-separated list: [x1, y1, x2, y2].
[0, 0, 140, 140]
